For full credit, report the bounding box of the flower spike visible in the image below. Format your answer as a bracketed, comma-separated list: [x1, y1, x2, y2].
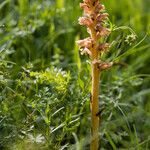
[76, 0, 111, 149]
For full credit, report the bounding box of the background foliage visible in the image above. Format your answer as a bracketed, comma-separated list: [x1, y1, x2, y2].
[0, 0, 150, 149]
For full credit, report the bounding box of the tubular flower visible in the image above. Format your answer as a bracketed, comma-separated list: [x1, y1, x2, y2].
[98, 43, 110, 52]
[80, 3, 92, 14]
[76, 38, 94, 56]
[96, 27, 110, 38]
[76, 38, 94, 49]
[78, 17, 93, 27]
[96, 13, 109, 22]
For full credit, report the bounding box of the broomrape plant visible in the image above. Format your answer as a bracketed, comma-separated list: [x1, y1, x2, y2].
[76, 0, 122, 149]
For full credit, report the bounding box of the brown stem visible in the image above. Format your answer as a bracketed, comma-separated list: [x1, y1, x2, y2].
[77, 1, 110, 149]
[90, 57, 100, 150]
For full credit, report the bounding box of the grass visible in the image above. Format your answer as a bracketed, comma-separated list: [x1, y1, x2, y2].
[0, 0, 150, 149]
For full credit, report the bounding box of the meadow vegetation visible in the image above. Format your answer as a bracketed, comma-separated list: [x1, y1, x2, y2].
[0, 0, 150, 149]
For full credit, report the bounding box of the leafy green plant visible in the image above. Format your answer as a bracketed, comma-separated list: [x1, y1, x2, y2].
[0, 0, 150, 149]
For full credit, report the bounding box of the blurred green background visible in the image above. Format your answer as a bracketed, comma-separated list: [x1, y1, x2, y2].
[0, 0, 150, 149]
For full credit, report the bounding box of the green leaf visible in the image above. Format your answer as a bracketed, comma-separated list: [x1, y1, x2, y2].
[114, 34, 149, 61]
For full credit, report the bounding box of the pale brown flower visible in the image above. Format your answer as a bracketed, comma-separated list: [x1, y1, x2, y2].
[80, 3, 91, 14]
[94, 3, 105, 14]
[98, 43, 110, 52]
[80, 47, 92, 56]
[96, 28, 110, 38]
[76, 38, 94, 49]
[78, 17, 93, 27]
[96, 13, 109, 22]
[98, 62, 113, 70]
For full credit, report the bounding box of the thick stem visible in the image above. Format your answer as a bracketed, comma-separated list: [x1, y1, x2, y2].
[90, 59, 100, 150]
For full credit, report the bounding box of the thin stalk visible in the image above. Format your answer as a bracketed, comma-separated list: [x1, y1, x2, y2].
[76, 1, 111, 149]
[91, 61, 100, 150]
